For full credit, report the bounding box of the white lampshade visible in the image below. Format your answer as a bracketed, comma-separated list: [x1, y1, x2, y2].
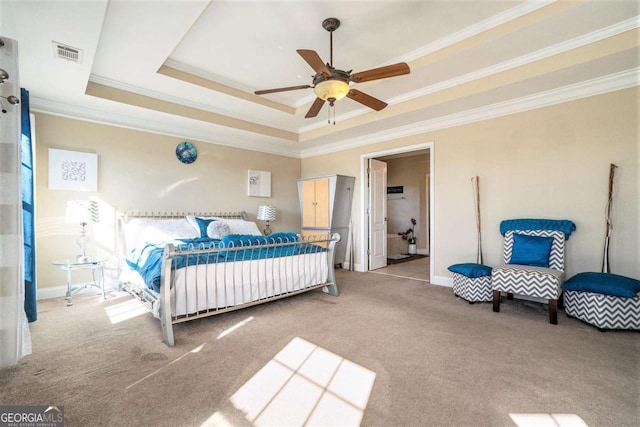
[257, 205, 276, 221]
[65, 200, 90, 224]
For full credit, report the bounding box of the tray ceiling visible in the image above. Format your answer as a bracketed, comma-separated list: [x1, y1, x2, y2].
[2, 0, 638, 157]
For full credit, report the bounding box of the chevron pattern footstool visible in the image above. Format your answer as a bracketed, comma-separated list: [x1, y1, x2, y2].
[562, 272, 640, 331]
[564, 291, 640, 330]
[448, 263, 493, 303]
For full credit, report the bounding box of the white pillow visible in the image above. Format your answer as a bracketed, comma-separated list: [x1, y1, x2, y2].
[124, 218, 199, 249]
[207, 220, 231, 239]
[217, 218, 262, 235]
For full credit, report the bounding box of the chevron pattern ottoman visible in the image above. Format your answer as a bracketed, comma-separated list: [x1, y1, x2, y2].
[564, 291, 640, 330]
[562, 272, 640, 331]
[449, 263, 493, 303]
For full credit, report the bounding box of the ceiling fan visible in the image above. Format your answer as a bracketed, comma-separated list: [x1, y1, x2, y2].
[254, 17, 410, 119]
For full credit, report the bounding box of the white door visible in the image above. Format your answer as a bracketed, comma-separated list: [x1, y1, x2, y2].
[368, 158, 387, 270]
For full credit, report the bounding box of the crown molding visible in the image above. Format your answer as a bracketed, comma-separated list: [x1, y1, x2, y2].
[300, 68, 639, 158]
[32, 65, 637, 162]
[29, 97, 302, 158]
[163, 58, 255, 95]
[397, 0, 555, 64]
[88, 74, 299, 133]
[31, 66, 637, 161]
[299, 15, 640, 134]
[159, 1, 554, 113]
[392, 15, 640, 104]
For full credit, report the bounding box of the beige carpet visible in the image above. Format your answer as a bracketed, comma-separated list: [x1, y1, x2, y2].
[1, 269, 638, 427]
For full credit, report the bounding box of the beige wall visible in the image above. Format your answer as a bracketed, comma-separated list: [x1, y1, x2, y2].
[35, 113, 301, 291]
[302, 87, 639, 281]
[34, 87, 639, 293]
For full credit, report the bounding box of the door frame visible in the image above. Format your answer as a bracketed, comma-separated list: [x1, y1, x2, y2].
[359, 142, 434, 282]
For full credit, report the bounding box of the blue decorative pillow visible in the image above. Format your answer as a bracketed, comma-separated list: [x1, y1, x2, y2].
[448, 263, 492, 278]
[562, 272, 640, 298]
[195, 217, 215, 238]
[509, 233, 554, 267]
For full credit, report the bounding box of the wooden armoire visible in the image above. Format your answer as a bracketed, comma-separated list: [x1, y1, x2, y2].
[297, 174, 355, 267]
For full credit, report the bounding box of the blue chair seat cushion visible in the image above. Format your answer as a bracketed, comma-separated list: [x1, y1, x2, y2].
[448, 263, 492, 278]
[562, 272, 640, 298]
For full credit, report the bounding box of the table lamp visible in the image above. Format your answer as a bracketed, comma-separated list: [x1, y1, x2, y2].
[257, 205, 276, 235]
[65, 200, 95, 262]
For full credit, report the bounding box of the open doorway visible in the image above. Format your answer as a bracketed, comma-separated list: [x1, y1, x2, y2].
[359, 142, 434, 283]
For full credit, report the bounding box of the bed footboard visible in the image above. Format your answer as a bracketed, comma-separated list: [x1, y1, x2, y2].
[159, 232, 341, 346]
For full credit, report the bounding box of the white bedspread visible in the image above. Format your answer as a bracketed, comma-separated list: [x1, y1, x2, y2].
[121, 251, 329, 318]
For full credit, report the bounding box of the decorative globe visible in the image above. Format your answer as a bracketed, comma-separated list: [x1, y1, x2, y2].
[176, 142, 197, 164]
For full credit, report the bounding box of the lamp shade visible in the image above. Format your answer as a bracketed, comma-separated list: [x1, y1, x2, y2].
[257, 205, 276, 222]
[65, 200, 90, 224]
[65, 200, 99, 224]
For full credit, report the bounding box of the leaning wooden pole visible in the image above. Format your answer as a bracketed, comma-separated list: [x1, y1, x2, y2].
[471, 176, 483, 264]
[601, 163, 618, 273]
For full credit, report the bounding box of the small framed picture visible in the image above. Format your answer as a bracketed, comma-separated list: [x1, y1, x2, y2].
[48, 148, 98, 191]
[248, 170, 271, 197]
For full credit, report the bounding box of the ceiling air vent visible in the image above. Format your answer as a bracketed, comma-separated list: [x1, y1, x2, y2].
[52, 41, 83, 63]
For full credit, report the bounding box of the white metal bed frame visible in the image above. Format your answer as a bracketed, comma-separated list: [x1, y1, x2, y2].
[117, 211, 340, 346]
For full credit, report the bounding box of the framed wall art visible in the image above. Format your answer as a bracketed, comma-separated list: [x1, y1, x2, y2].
[248, 169, 271, 197]
[48, 148, 98, 191]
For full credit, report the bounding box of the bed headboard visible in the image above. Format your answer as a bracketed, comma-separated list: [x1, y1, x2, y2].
[117, 211, 248, 268]
[121, 211, 247, 221]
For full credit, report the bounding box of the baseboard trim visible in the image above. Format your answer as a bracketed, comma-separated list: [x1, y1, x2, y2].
[37, 283, 107, 300]
[431, 275, 453, 287]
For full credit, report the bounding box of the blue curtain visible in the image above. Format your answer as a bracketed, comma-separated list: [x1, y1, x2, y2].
[21, 88, 37, 322]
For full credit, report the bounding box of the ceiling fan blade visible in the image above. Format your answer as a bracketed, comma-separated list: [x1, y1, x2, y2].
[350, 62, 410, 83]
[255, 85, 311, 95]
[347, 89, 388, 111]
[305, 98, 326, 118]
[297, 49, 331, 76]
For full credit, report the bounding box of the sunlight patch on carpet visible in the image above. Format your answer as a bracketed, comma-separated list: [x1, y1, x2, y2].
[217, 317, 254, 339]
[510, 413, 589, 427]
[104, 298, 149, 324]
[126, 343, 205, 391]
[200, 411, 233, 427]
[230, 337, 375, 426]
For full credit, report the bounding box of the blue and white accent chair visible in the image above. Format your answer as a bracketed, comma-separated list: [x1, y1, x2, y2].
[491, 219, 576, 324]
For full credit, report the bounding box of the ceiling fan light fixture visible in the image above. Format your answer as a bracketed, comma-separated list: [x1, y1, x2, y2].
[255, 17, 410, 119]
[313, 79, 350, 103]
